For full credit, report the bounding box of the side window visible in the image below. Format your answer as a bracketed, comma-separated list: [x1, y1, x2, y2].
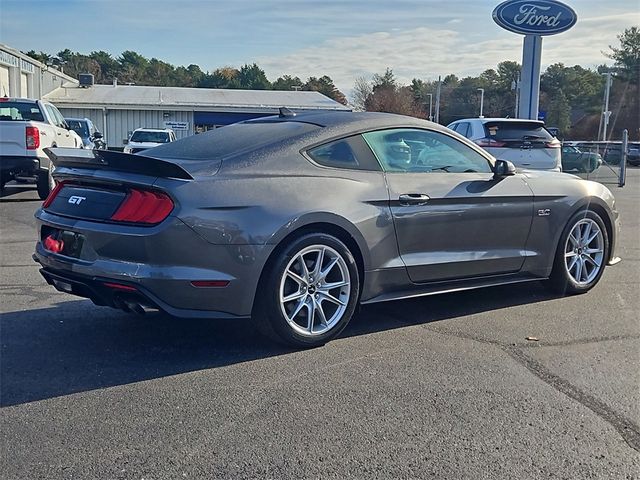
[307, 135, 381, 171]
[46, 105, 65, 128]
[44, 105, 59, 126]
[362, 128, 492, 174]
[456, 122, 470, 138]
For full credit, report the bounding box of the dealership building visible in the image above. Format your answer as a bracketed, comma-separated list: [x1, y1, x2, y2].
[43, 82, 350, 148]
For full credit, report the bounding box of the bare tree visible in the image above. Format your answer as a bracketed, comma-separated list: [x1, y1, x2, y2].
[351, 76, 372, 111]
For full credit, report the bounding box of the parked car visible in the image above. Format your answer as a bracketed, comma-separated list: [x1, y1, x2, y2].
[0, 97, 83, 198]
[123, 128, 176, 154]
[564, 141, 637, 166]
[447, 118, 562, 171]
[35, 111, 619, 348]
[627, 143, 640, 166]
[65, 117, 107, 150]
[561, 144, 602, 173]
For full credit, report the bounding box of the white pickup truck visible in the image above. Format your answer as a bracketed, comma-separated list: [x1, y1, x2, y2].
[0, 98, 83, 199]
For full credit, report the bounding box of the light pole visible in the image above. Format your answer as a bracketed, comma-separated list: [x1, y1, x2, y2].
[600, 71, 613, 141]
[477, 88, 485, 118]
[425, 93, 433, 121]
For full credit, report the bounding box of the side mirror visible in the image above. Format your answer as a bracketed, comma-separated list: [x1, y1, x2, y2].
[93, 132, 103, 139]
[493, 159, 517, 177]
[122, 139, 129, 145]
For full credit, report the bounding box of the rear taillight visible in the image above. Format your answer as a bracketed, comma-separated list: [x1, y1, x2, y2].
[44, 235, 64, 253]
[546, 138, 561, 148]
[26, 126, 40, 150]
[42, 181, 65, 208]
[475, 138, 507, 148]
[110, 188, 174, 224]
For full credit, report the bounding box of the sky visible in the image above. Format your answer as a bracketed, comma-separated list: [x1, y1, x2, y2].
[1, 0, 638, 95]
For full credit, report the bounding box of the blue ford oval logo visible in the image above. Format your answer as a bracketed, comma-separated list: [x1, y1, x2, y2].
[492, 0, 577, 36]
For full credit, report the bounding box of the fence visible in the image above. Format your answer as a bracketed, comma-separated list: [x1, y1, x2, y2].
[562, 132, 635, 187]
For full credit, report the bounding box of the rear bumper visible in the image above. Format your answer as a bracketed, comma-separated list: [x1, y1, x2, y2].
[35, 263, 248, 319]
[34, 212, 274, 318]
[0, 156, 41, 177]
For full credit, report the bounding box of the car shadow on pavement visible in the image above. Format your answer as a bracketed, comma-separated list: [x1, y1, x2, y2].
[0, 282, 557, 407]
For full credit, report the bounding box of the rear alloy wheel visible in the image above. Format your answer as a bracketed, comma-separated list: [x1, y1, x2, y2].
[260, 233, 359, 347]
[548, 210, 608, 294]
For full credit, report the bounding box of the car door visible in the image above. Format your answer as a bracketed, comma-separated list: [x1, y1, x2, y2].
[45, 104, 75, 147]
[362, 128, 534, 283]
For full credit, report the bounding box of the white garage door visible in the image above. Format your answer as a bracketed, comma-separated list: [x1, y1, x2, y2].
[0, 66, 9, 97]
[20, 73, 28, 97]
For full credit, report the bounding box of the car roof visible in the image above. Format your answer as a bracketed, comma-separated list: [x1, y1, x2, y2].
[133, 128, 173, 132]
[0, 97, 38, 103]
[451, 117, 545, 125]
[246, 110, 448, 134]
[147, 111, 491, 174]
[65, 117, 89, 122]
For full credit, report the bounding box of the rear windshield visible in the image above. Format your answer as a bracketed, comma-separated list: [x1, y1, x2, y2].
[147, 121, 320, 161]
[484, 121, 553, 141]
[130, 131, 170, 143]
[67, 120, 89, 137]
[0, 101, 45, 122]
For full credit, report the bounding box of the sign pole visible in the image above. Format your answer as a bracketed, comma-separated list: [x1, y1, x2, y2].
[493, 1, 577, 120]
[518, 34, 543, 120]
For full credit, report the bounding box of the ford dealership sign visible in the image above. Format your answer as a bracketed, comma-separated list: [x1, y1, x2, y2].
[492, 0, 577, 36]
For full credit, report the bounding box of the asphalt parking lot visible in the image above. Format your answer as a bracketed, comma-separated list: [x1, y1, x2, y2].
[1, 169, 639, 479]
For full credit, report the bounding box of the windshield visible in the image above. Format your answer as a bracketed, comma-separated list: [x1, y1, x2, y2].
[66, 120, 90, 138]
[0, 101, 45, 122]
[130, 131, 171, 143]
[484, 122, 554, 141]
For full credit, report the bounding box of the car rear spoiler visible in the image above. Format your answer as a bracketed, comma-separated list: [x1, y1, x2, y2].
[44, 148, 193, 180]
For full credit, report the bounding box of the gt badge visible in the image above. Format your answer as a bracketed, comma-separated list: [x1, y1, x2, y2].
[68, 196, 86, 205]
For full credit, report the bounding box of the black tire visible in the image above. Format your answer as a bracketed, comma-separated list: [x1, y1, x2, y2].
[36, 169, 53, 200]
[256, 233, 360, 348]
[547, 210, 609, 295]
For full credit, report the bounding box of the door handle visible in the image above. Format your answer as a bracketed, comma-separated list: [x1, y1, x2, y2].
[399, 193, 430, 206]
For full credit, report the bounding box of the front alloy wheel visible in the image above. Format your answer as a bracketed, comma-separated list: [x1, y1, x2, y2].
[563, 218, 605, 286]
[548, 210, 609, 294]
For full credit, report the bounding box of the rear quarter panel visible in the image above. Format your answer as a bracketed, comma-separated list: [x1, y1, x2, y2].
[169, 151, 397, 274]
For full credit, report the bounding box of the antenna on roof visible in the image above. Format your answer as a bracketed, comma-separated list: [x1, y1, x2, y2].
[279, 107, 296, 118]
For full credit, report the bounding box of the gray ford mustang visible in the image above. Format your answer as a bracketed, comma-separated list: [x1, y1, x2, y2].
[34, 111, 620, 347]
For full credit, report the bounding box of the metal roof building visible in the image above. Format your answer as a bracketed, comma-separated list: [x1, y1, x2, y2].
[0, 43, 78, 99]
[44, 83, 350, 148]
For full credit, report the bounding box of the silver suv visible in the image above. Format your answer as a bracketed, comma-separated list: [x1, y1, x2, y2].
[447, 118, 562, 171]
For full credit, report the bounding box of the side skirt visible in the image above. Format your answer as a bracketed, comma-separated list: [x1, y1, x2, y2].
[361, 272, 545, 305]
